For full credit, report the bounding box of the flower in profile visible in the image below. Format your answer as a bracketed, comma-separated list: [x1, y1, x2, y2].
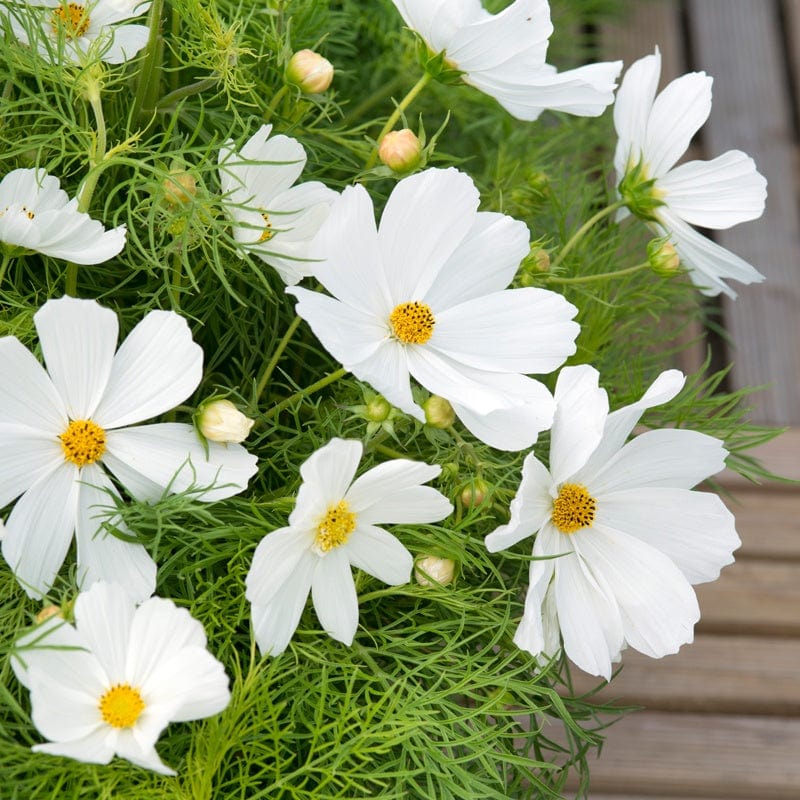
[5, 0, 151, 64]
[485, 365, 740, 679]
[0, 296, 258, 601]
[12, 581, 230, 774]
[0, 168, 125, 263]
[218, 124, 338, 285]
[246, 438, 452, 655]
[390, 0, 621, 120]
[614, 49, 767, 298]
[288, 167, 579, 451]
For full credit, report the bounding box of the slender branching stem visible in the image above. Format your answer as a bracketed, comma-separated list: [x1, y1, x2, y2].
[254, 314, 303, 401]
[551, 199, 628, 269]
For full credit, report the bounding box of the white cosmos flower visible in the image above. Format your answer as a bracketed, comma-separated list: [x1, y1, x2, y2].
[218, 124, 338, 285]
[288, 167, 580, 451]
[0, 168, 126, 264]
[614, 49, 767, 298]
[5, 0, 151, 64]
[0, 296, 258, 602]
[12, 581, 230, 775]
[485, 365, 740, 679]
[246, 438, 452, 655]
[390, 0, 621, 120]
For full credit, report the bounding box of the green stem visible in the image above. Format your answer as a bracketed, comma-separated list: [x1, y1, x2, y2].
[546, 261, 650, 286]
[264, 84, 289, 122]
[364, 72, 433, 169]
[0, 252, 12, 286]
[169, 250, 182, 310]
[551, 199, 627, 269]
[342, 74, 406, 125]
[260, 366, 347, 421]
[155, 77, 218, 111]
[254, 314, 302, 401]
[130, 0, 165, 125]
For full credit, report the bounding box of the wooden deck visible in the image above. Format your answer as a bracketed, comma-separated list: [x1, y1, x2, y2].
[563, 2, 800, 798]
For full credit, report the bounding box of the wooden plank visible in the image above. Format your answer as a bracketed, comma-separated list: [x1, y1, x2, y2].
[723, 488, 800, 559]
[686, 0, 800, 425]
[695, 559, 800, 636]
[569, 634, 800, 715]
[566, 712, 800, 798]
[718, 428, 800, 486]
[782, 0, 800, 122]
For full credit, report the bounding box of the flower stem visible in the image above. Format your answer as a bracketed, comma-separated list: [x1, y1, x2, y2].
[130, 0, 165, 125]
[342, 74, 406, 125]
[545, 261, 650, 286]
[0, 251, 12, 286]
[263, 85, 289, 123]
[260, 366, 347, 421]
[155, 77, 218, 112]
[364, 72, 433, 169]
[254, 314, 303, 401]
[551, 199, 627, 269]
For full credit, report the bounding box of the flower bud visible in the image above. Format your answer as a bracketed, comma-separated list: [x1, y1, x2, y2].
[286, 49, 334, 94]
[378, 129, 422, 173]
[163, 171, 197, 206]
[35, 605, 63, 624]
[414, 555, 456, 587]
[365, 395, 392, 422]
[460, 478, 489, 508]
[423, 395, 455, 429]
[647, 237, 681, 277]
[198, 399, 254, 443]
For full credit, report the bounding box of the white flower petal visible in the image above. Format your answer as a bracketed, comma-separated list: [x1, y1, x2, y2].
[32, 729, 115, 766]
[390, 0, 485, 52]
[572, 369, 685, 484]
[238, 125, 308, 201]
[378, 168, 479, 301]
[113, 729, 175, 775]
[251, 551, 317, 656]
[100, 24, 150, 64]
[589, 428, 727, 494]
[485, 453, 553, 552]
[74, 465, 157, 602]
[93, 311, 202, 429]
[431, 287, 578, 374]
[452, 390, 555, 451]
[34, 296, 118, 420]
[552, 542, 624, 679]
[597, 487, 739, 584]
[644, 71, 712, 177]
[0, 428, 63, 508]
[513, 556, 556, 659]
[246, 526, 312, 607]
[72, 581, 135, 682]
[345, 459, 448, 522]
[33, 208, 126, 264]
[343, 524, 413, 585]
[303, 184, 394, 315]
[311, 548, 359, 645]
[2, 463, 79, 599]
[422, 212, 529, 308]
[97, 450, 164, 502]
[295, 438, 363, 515]
[613, 48, 661, 178]
[28, 669, 102, 742]
[548, 365, 608, 485]
[0, 336, 67, 432]
[658, 150, 767, 230]
[656, 207, 765, 298]
[104, 423, 257, 501]
[581, 523, 700, 659]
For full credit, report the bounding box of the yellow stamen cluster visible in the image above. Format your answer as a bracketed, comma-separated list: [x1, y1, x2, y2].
[51, 2, 91, 38]
[98, 684, 145, 728]
[314, 500, 357, 553]
[259, 212, 274, 242]
[552, 483, 596, 534]
[389, 301, 435, 345]
[59, 419, 107, 467]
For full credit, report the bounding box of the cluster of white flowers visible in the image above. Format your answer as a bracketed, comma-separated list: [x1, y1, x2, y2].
[0, 0, 767, 781]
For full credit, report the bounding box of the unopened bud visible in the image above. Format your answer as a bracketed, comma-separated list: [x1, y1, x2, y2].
[286, 49, 334, 94]
[378, 129, 422, 173]
[198, 399, 254, 443]
[423, 395, 455, 429]
[647, 237, 681, 277]
[460, 478, 489, 508]
[414, 555, 456, 587]
[35, 605, 63, 624]
[365, 395, 391, 422]
[163, 171, 197, 206]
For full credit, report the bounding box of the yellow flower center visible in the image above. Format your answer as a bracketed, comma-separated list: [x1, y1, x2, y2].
[98, 684, 145, 728]
[551, 483, 596, 535]
[58, 419, 107, 467]
[389, 301, 435, 345]
[313, 500, 357, 554]
[51, 2, 91, 38]
[259, 211, 274, 242]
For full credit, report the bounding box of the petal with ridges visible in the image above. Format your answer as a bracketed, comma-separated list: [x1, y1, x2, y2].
[311, 548, 359, 645]
[246, 526, 313, 607]
[344, 525, 413, 585]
